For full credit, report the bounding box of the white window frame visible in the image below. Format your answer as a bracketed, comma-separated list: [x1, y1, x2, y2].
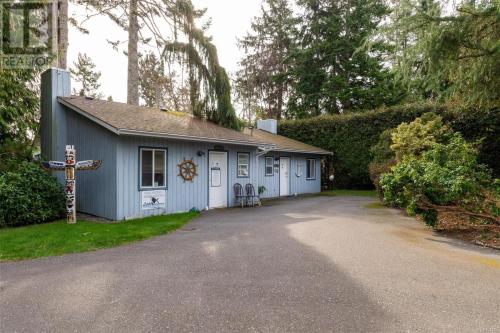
[140, 147, 167, 189]
[265, 156, 274, 176]
[237, 153, 250, 178]
[306, 158, 316, 180]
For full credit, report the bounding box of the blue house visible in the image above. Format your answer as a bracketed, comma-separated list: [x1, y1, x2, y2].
[40, 68, 331, 220]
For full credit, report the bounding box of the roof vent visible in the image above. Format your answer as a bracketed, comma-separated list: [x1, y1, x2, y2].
[84, 96, 94, 100]
[257, 119, 277, 134]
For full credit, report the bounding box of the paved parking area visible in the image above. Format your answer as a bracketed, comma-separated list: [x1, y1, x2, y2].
[1, 195, 499, 332]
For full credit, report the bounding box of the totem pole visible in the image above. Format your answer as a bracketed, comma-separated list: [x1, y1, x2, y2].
[42, 145, 102, 224]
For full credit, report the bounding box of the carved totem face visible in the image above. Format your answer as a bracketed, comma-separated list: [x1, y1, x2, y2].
[65, 148, 76, 166]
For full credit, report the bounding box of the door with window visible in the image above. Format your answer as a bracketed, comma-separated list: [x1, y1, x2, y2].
[209, 151, 228, 208]
[279, 157, 290, 196]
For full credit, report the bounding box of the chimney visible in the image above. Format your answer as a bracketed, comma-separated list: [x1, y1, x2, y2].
[40, 68, 71, 163]
[257, 119, 278, 134]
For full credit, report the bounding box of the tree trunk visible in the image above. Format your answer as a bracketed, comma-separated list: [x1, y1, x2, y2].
[276, 83, 284, 120]
[58, 0, 68, 69]
[127, 0, 139, 105]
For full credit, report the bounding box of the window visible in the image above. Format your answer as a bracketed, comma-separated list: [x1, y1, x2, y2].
[265, 156, 274, 176]
[140, 148, 166, 188]
[237, 153, 250, 177]
[306, 159, 316, 180]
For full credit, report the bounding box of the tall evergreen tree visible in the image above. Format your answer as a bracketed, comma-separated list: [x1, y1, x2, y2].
[75, 0, 239, 129]
[236, 0, 296, 119]
[375, 0, 499, 109]
[70, 53, 103, 99]
[288, 0, 403, 117]
[163, 0, 240, 129]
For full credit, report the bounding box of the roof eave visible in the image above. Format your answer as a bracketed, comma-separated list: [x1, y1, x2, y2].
[269, 148, 333, 155]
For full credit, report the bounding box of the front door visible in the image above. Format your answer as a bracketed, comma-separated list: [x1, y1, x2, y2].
[279, 157, 290, 196]
[209, 151, 228, 208]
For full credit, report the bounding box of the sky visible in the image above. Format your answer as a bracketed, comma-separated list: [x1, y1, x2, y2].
[67, 0, 263, 103]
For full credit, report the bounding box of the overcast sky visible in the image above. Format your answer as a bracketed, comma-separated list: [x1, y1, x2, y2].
[68, 0, 263, 103]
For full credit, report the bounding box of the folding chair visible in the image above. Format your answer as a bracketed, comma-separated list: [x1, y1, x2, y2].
[245, 183, 261, 207]
[234, 183, 246, 208]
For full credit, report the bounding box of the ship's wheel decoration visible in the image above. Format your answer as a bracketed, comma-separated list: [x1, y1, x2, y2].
[178, 158, 198, 182]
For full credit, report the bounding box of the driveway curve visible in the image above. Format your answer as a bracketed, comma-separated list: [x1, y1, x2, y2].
[1, 196, 499, 332]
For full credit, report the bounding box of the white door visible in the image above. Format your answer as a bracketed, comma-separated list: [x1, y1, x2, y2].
[279, 157, 290, 196]
[209, 151, 228, 208]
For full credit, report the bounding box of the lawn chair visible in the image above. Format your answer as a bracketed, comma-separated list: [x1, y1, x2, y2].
[245, 183, 261, 207]
[234, 183, 246, 208]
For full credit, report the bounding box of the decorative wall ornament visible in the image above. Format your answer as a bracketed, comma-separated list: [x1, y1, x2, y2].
[42, 145, 102, 224]
[296, 162, 303, 177]
[178, 158, 198, 182]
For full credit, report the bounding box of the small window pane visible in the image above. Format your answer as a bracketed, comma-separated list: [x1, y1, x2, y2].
[141, 150, 153, 187]
[238, 153, 250, 177]
[154, 150, 165, 187]
[240, 165, 249, 176]
[239, 154, 249, 164]
[265, 157, 274, 176]
[307, 159, 316, 179]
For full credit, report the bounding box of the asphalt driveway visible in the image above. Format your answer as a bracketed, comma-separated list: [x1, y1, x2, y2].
[1, 195, 499, 332]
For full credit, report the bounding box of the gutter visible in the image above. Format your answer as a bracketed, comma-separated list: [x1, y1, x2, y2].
[270, 148, 333, 156]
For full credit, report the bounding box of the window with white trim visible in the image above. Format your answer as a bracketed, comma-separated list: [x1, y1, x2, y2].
[306, 159, 316, 180]
[265, 156, 274, 176]
[237, 153, 250, 177]
[140, 148, 166, 188]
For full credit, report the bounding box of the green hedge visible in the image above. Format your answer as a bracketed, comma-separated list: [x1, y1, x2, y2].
[0, 162, 65, 227]
[279, 103, 499, 189]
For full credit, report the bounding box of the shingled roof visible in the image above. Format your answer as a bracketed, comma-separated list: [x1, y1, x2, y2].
[243, 128, 332, 155]
[58, 96, 274, 147]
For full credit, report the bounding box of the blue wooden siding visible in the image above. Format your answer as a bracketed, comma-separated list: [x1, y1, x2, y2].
[116, 136, 259, 220]
[258, 153, 280, 198]
[290, 155, 321, 195]
[258, 153, 321, 198]
[65, 109, 118, 220]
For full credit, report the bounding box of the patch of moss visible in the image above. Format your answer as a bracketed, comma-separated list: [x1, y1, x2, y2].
[363, 202, 385, 209]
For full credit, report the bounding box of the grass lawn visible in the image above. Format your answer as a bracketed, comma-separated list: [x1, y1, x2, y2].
[319, 189, 377, 197]
[0, 212, 199, 262]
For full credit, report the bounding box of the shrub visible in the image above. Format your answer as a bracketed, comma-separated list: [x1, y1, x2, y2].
[390, 113, 451, 161]
[369, 129, 396, 197]
[380, 134, 498, 226]
[279, 103, 499, 188]
[369, 113, 450, 195]
[0, 162, 65, 227]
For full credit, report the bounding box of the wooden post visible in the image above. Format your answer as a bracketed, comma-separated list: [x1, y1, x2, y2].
[65, 145, 76, 223]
